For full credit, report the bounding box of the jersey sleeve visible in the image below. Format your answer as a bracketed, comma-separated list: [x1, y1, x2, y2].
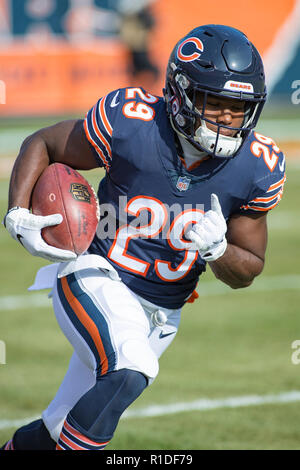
[83, 90, 119, 171]
[240, 172, 286, 212]
[239, 134, 286, 214]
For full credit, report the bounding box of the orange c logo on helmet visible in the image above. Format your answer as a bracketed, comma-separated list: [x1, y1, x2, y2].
[177, 37, 204, 62]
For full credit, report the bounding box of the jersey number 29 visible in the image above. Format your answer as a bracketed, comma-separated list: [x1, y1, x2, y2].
[108, 196, 203, 282]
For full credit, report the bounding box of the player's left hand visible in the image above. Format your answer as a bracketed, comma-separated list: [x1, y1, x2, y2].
[186, 194, 227, 261]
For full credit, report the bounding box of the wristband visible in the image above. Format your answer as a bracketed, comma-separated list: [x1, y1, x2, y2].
[3, 206, 22, 227]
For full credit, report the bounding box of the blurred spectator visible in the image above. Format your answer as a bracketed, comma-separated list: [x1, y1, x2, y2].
[117, 0, 160, 88]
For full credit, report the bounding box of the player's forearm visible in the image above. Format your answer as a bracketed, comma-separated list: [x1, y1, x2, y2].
[8, 133, 50, 210]
[209, 242, 264, 289]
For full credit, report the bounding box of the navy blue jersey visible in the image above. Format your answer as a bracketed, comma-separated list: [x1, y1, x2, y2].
[83, 87, 286, 309]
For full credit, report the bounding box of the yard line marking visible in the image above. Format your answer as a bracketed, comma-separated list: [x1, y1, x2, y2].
[1, 391, 300, 430]
[0, 274, 299, 311]
[0, 416, 40, 431]
[123, 390, 300, 419]
[197, 274, 300, 297]
[0, 293, 52, 311]
[267, 211, 300, 230]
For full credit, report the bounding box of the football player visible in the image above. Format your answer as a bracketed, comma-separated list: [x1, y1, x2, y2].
[2, 24, 285, 450]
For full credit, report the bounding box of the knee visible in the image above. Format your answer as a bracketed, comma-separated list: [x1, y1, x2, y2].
[96, 368, 148, 406]
[67, 369, 148, 443]
[110, 368, 148, 398]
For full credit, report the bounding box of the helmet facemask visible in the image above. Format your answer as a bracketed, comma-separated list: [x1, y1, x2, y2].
[165, 66, 265, 158]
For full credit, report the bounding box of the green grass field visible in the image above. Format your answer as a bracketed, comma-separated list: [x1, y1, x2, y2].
[0, 118, 300, 450]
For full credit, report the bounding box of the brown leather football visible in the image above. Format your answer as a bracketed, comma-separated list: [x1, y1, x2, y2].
[31, 163, 99, 255]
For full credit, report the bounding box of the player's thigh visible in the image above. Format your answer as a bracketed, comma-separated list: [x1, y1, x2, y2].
[52, 268, 158, 379]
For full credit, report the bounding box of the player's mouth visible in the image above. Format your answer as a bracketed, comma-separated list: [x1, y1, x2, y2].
[206, 124, 237, 138]
[219, 129, 237, 137]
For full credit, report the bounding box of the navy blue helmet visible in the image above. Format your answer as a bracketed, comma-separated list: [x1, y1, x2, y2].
[164, 24, 267, 158]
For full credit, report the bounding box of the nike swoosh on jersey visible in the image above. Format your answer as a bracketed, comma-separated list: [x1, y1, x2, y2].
[110, 91, 120, 108]
[279, 155, 285, 172]
[159, 331, 176, 339]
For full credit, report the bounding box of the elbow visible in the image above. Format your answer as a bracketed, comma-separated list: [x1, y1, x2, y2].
[211, 254, 265, 290]
[228, 278, 254, 290]
[19, 131, 51, 164]
[21, 130, 42, 146]
[213, 271, 255, 289]
[224, 265, 264, 290]
[20, 131, 47, 155]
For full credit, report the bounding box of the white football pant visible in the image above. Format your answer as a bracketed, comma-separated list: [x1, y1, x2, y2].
[36, 258, 181, 442]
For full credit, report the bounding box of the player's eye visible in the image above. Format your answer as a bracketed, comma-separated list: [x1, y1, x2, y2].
[206, 101, 220, 110]
[207, 101, 219, 107]
[232, 104, 245, 111]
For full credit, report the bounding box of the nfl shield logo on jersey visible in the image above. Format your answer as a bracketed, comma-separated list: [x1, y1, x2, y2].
[176, 176, 191, 192]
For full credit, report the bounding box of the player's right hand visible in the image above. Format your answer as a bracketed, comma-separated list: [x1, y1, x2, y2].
[186, 194, 227, 262]
[3, 207, 77, 262]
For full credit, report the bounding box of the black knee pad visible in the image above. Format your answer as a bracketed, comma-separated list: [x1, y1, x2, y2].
[12, 418, 56, 450]
[68, 368, 147, 441]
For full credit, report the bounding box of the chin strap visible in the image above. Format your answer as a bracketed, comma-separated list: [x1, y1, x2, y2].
[194, 120, 242, 158]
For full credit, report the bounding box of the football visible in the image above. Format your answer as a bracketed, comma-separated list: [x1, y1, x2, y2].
[31, 163, 99, 255]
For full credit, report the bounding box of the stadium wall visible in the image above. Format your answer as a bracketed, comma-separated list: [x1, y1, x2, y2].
[0, 0, 299, 117]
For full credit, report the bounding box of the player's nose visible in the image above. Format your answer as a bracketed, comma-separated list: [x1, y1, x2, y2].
[216, 109, 233, 125]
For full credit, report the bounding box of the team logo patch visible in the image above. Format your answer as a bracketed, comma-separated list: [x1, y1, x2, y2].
[177, 37, 204, 62]
[176, 176, 191, 192]
[69, 183, 91, 203]
[224, 80, 254, 93]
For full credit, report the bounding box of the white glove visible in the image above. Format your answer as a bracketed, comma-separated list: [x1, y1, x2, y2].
[4, 207, 77, 262]
[186, 194, 227, 262]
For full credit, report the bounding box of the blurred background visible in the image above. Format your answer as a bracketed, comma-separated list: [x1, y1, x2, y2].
[0, 0, 300, 450]
[0, 0, 299, 173]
